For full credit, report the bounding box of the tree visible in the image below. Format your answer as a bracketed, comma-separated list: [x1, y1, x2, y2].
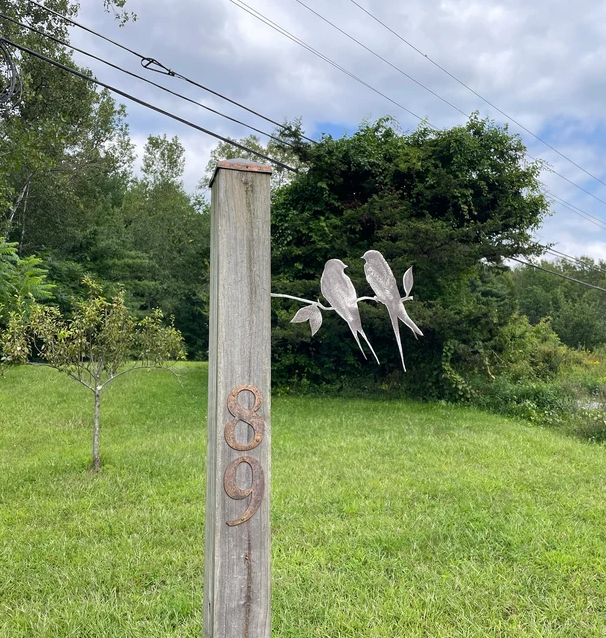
[0, 238, 53, 324]
[201, 120, 307, 191]
[118, 135, 211, 358]
[0, 2, 135, 245]
[1, 278, 186, 470]
[511, 257, 606, 350]
[267, 115, 550, 395]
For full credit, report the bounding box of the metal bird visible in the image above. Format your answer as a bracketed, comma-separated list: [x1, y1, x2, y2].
[320, 259, 380, 364]
[362, 250, 423, 371]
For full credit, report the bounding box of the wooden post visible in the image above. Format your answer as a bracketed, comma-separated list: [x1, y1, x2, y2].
[204, 159, 272, 638]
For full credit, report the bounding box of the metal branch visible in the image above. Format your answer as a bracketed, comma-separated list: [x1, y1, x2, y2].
[272, 292, 413, 306]
[270, 293, 333, 311]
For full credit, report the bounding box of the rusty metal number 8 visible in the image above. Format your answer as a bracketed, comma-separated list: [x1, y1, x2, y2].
[223, 385, 265, 526]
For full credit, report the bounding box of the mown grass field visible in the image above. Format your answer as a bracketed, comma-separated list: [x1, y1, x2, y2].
[2, 363, 606, 637]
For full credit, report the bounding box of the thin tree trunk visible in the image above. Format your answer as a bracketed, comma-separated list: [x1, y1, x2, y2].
[19, 180, 30, 254]
[8, 173, 34, 225]
[92, 389, 101, 471]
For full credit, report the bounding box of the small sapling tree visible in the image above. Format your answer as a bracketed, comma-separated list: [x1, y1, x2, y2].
[1, 277, 186, 470]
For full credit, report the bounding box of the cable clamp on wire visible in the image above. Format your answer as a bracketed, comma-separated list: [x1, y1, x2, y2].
[141, 58, 175, 77]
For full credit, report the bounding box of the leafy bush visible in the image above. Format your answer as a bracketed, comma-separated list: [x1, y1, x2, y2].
[476, 376, 575, 427]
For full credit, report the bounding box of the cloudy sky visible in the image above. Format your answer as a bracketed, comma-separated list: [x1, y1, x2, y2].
[73, 0, 606, 261]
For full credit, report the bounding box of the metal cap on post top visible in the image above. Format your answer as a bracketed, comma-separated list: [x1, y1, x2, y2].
[209, 158, 272, 188]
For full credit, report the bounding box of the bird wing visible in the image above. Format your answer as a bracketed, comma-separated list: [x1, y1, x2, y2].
[364, 256, 399, 304]
[321, 263, 361, 325]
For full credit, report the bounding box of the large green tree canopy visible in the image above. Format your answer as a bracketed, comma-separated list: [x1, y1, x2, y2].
[0, 0, 134, 251]
[270, 116, 550, 394]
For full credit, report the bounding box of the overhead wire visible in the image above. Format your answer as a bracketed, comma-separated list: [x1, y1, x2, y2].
[291, 0, 468, 118]
[227, 0, 431, 126]
[24, 0, 317, 144]
[545, 190, 606, 231]
[26, 0, 606, 216]
[19, 0, 606, 236]
[1, 12, 294, 148]
[346, 0, 606, 191]
[286, 0, 606, 210]
[6, 14, 606, 296]
[0, 36, 299, 173]
[509, 256, 606, 292]
[542, 246, 606, 274]
[17, 19, 606, 240]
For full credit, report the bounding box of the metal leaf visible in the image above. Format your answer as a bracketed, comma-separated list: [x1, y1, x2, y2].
[291, 304, 323, 337]
[403, 267, 414, 296]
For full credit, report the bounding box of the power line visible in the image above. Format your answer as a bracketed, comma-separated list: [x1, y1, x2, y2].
[2, 12, 293, 148]
[510, 256, 606, 292]
[287, 0, 606, 212]
[292, 0, 468, 118]
[227, 0, 431, 127]
[21, 0, 606, 226]
[1, 36, 299, 173]
[8, 14, 606, 293]
[543, 247, 606, 275]
[545, 190, 606, 231]
[226, 0, 606, 214]
[25, 0, 606, 219]
[24, 0, 316, 144]
[541, 163, 606, 210]
[346, 0, 606, 191]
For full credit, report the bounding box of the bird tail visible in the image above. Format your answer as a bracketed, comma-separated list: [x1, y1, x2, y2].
[391, 315, 406, 372]
[398, 307, 423, 339]
[359, 329, 380, 365]
[350, 328, 368, 360]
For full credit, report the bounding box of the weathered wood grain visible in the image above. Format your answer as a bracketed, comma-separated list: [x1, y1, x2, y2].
[204, 160, 272, 638]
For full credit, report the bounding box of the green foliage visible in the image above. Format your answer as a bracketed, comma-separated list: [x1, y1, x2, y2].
[512, 257, 606, 349]
[477, 377, 575, 426]
[570, 409, 606, 443]
[0, 0, 135, 246]
[1, 277, 186, 469]
[200, 120, 307, 191]
[488, 314, 584, 381]
[117, 136, 211, 358]
[13, 277, 186, 385]
[270, 115, 549, 394]
[0, 238, 53, 327]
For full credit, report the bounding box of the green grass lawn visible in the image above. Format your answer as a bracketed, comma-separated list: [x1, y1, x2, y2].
[2, 363, 606, 636]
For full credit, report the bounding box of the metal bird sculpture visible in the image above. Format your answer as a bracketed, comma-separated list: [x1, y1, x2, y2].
[320, 259, 380, 364]
[362, 250, 423, 371]
[272, 250, 423, 371]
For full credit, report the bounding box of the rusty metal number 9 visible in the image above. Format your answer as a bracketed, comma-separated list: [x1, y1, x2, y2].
[223, 385, 265, 526]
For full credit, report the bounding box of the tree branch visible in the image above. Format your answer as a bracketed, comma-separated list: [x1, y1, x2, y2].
[27, 362, 94, 392]
[99, 364, 183, 393]
[8, 173, 35, 224]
